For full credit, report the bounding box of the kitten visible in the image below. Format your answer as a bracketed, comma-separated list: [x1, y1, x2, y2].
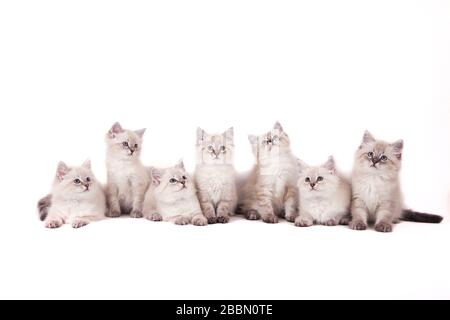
[350, 131, 443, 232]
[143, 160, 207, 226]
[238, 122, 299, 223]
[105, 122, 150, 218]
[194, 127, 237, 224]
[296, 156, 351, 227]
[43, 160, 106, 228]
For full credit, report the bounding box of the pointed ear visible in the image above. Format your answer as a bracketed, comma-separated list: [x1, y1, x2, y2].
[176, 159, 185, 170]
[82, 159, 91, 170]
[362, 130, 375, 144]
[248, 135, 258, 145]
[297, 158, 308, 173]
[135, 128, 146, 138]
[108, 122, 124, 138]
[323, 156, 336, 173]
[273, 121, 284, 132]
[56, 161, 69, 181]
[197, 127, 205, 144]
[151, 167, 162, 186]
[391, 139, 404, 160]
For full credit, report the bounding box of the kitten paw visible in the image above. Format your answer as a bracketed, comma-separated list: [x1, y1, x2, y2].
[294, 217, 313, 227]
[147, 212, 162, 221]
[216, 215, 230, 224]
[374, 221, 393, 233]
[130, 210, 143, 218]
[106, 209, 121, 218]
[339, 216, 351, 225]
[262, 215, 278, 224]
[192, 215, 208, 226]
[285, 214, 298, 223]
[174, 216, 190, 225]
[245, 210, 260, 220]
[45, 219, 63, 229]
[207, 216, 217, 224]
[72, 219, 89, 229]
[349, 220, 367, 230]
[324, 219, 338, 226]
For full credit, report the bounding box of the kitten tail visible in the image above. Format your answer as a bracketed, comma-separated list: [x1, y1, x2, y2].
[37, 194, 52, 221]
[401, 209, 443, 224]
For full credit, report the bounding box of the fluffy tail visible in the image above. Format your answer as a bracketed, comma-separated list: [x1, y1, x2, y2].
[401, 209, 443, 224]
[37, 194, 52, 221]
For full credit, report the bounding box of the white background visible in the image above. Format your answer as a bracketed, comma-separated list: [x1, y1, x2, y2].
[0, 0, 449, 299]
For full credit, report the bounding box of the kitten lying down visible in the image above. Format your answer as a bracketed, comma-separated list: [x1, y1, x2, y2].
[143, 161, 207, 226]
[41, 160, 106, 228]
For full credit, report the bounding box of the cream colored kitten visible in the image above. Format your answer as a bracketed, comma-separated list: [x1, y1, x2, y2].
[238, 122, 299, 223]
[105, 122, 150, 218]
[143, 160, 207, 226]
[194, 127, 237, 224]
[43, 160, 106, 228]
[296, 156, 351, 227]
[350, 131, 443, 232]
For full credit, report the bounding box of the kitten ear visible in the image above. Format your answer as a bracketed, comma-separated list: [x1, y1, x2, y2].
[297, 158, 308, 173]
[391, 139, 404, 160]
[82, 159, 91, 169]
[273, 121, 284, 132]
[248, 135, 258, 145]
[56, 161, 69, 181]
[224, 127, 234, 144]
[175, 159, 185, 170]
[197, 127, 205, 144]
[323, 156, 336, 173]
[135, 128, 146, 138]
[362, 130, 375, 144]
[108, 122, 124, 138]
[151, 167, 162, 186]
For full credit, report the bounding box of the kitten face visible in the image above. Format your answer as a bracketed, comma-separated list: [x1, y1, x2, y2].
[298, 156, 339, 195]
[54, 160, 97, 194]
[248, 122, 291, 159]
[197, 127, 234, 165]
[151, 161, 193, 195]
[355, 131, 403, 174]
[106, 122, 146, 160]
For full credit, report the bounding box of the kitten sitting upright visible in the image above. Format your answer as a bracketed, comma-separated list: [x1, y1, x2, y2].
[238, 122, 299, 223]
[105, 122, 150, 218]
[350, 131, 443, 232]
[296, 156, 351, 227]
[194, 127, 237, 224]
[143, 160, 207, 226]
[43, 160, 106, 228]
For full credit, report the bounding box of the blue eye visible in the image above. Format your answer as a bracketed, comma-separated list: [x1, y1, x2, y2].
[367, 152, 373, 158]
[381, 155, 388, 161]
[122, 141, 128, 147]
[74, 179, 81, 184]
[169, 178, 177, 184]
[317, 176, 324, 182]
[305, 177, 310, 183]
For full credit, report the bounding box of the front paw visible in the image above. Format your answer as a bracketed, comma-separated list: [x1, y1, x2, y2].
[262, 214, 278, 224]
[72, 219, 89, 229]
[45, 219, 63, 229]
[216, 215, 230, 224]
[192, 215, 208, 226]
[245, 210, 260, 220]
[147, 212, 162, 221]
[375, 221, 393, 233]
[174, 216, 190, 225]
[207, 216, 217, 224]
[294, 216, 313, 227]
[339, 216, 351, 225]
[106, 209, 121, 218]
[130, 209, 143, 218]
[323, 218, 338, 226]
[285, 214, 298, 223]
[349, 220, 367, 230]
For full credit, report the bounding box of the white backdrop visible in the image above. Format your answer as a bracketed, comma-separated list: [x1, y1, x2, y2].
[0, 0, 449, 299]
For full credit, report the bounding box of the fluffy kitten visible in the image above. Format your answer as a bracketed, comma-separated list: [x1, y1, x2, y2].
[105, 122, 150, 218]
[194, 127, 237, 224]
[43, 160, 106, 228]
[296, 156, 351, 227]
[350, 131, 443, 232]
[238, 122, 299, 223]
[143, 160, 207, 226]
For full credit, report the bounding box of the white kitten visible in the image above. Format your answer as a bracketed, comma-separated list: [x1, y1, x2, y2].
[296, 156, 351, 227]
[105, 122, 150, 218]
[194, 127, 237, 224]
[350, 131, 443, 232]
[238, 122, 299, 223]
[44, 160, 106, 229]
[143, 160, 207, 226]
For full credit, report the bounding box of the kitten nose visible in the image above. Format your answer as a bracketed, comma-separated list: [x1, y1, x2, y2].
[310, 183, 316, 188]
